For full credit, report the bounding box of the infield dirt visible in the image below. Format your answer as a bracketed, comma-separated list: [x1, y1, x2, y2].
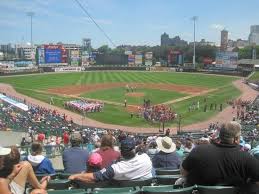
[47, 82, 208, 96]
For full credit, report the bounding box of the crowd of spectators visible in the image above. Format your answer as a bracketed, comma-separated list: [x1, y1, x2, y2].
[142, 104, 176, 123]
[64, 100, 104, 114]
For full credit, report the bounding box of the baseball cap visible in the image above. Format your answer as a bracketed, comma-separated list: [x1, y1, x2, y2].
[0, 147, 11, 156]
[88, 153, 102, 167]
[120, 138, 136, 152]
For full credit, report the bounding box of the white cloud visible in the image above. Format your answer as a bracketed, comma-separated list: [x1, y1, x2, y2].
[210, 24, 225, 31]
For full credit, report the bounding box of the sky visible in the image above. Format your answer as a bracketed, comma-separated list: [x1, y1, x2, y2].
[1, 0, 259, 48]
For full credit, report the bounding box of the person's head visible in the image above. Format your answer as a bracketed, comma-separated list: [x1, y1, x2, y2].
[175, 140, 182, 150]
[31, 142, 43, 155]
[120, 138, 136, 160]
[70, 132, 82, 147]
[156, 136, 176, 153]
[87, 153, 102, 172]
[0, 146, 20, 178]
[100, 135, 114, 149]
[219, 121, 241, 145]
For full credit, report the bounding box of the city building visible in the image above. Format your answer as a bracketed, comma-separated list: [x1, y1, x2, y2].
[220, 29, 228, 51]
[189, 39, 216, 46]
[228, 39, 249, 49]
[161, 33, 188, 47]
[249, 25, 259, 45]
[15, 43, 37, 60]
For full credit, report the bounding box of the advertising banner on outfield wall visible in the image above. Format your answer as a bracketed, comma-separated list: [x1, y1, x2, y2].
[38, 48, 45, 65]
[70, 50, 80, 66]
[145, 60, 152, 66]
[216, 51, 238, 69]
[145, 52, 153, 60]
[135, 54, 143, 66]
[128, 54, 135, 66]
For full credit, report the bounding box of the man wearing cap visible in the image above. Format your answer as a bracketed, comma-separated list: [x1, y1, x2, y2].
[181, 121, 259, 190]
[152, 136, 181, 169]
[69, 138, 152, 182]
[62, 132, 89, 173]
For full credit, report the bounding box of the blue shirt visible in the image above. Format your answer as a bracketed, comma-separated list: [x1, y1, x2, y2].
[152, 151, 181, 169]
[25, 156, 55, 175]
[62, 147, 89, 173]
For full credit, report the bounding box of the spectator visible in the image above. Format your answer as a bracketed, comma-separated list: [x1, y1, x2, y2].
[146, 141, 158, 159]
[0, 146, 49, 194]
[63, 131, 69, 147]
[62, 132, 89, 173]
[25, 142, 55, 174]
[87, 153, 102, 173]
[175, 140, 185, 159]
[181, 121, 259, 190]
[37, 132, 45, 143]
[96, 135, 120, 169]
[184, 138, 195, 153]
[69, 137, 152, 182]
[152, 136, 181, 169]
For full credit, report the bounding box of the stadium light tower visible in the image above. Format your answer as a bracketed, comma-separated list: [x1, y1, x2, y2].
[191, 16, 198, 69]
[27, 11, 35, 62]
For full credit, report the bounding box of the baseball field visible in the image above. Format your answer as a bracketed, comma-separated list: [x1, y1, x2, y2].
[0, 71, 241, 127]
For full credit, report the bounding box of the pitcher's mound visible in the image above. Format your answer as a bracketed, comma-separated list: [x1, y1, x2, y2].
[126, 92, 144, 97]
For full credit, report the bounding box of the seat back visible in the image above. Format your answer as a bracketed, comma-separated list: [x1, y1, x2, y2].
[47, 189, 86, 194]
[112, 178, 153, 188]
[155, 169, 180, 175]
[142, 185, 194, 194]
[92, 187, 139, 194]
[155, 175, 181, 185]
[195, 185, 238, 194]
[47, 179, 71, 190]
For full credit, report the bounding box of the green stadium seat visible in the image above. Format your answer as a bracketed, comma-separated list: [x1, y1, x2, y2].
[155, 169, 180, 175]
[73, 180, 111, 189]
[195, 185, 238, 194]
[47, 189, 86, 194]
[155, 175, 181, 185]
[112, 178, 153, 188]
[57, 172, 72, 179]
[142, 185, 194, 194]
[92, 187, 139, 194]
[36, 174, 57, 181]
[47, 179, 71, 190]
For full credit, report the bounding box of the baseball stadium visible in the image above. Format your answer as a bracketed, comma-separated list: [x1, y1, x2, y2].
[1, 0, 259, 194]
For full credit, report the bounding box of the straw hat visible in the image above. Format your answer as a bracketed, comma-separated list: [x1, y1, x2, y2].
[156, 136, 176, 153]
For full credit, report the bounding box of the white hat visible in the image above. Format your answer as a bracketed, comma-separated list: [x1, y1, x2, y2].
[156, 136, 176, 153]
[0, 147, 11, 156]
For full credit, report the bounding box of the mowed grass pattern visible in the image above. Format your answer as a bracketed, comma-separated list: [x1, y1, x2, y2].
[0, 72, 236, 90]
[0, 72, 240, 127]
[81, 87, 186, 105]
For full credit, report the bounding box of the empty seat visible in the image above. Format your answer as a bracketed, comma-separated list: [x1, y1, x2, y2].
[155, 169, 180, 175]
[195, 185, 238, 194]
[155, 175, 181, 185]
[142, 185, 194, 194]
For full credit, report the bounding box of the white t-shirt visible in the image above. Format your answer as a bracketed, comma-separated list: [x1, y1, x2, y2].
[111, 153, 152, 180]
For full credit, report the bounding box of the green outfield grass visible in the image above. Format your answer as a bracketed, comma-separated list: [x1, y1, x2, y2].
[0, 72, 240, 127]
[81, 87, 186, 105]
